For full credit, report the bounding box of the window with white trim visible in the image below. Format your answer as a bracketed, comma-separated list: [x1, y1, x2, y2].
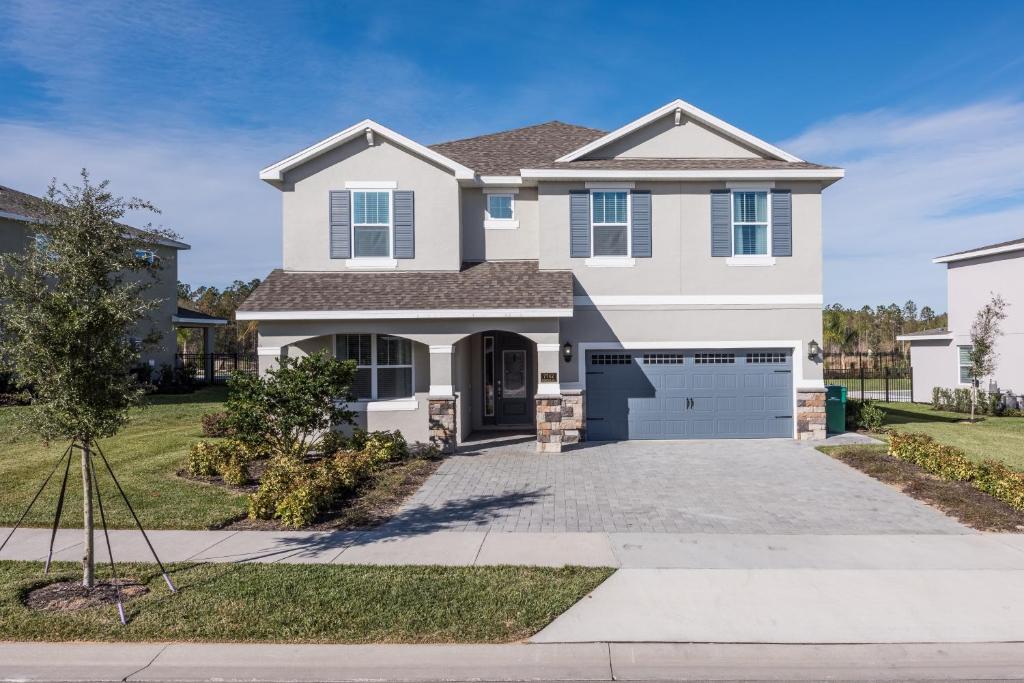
[958, 345, 974, 384]
[336, 333, 413, 400]
[352, 190, 391, 258]
[486, 193, 514, 221]
[732, 191, 769, 256]
[591, 190, 629, 257]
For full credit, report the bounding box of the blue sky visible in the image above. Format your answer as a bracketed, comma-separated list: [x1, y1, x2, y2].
[2, 0, 1024, 311]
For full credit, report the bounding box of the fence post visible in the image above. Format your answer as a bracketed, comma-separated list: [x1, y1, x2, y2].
[884, 366, 890, 403]
[860, 366, 865, 400]
[910, 366, 914, 404]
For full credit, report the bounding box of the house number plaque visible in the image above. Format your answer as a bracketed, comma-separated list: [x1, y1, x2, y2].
[540, 372, 558, 382]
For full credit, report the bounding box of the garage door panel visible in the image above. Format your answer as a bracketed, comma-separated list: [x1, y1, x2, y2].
[586, 348, 794, 441]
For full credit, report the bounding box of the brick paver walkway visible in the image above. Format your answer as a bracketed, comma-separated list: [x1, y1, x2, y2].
[381, 437, 967, 534]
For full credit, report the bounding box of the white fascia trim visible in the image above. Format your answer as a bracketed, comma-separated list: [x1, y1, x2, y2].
[346, 399, 419, 412]
[429, 345, 454, 354]
[345, 258, 398, 270]
[536, 382, 561, 395]
[172, 316, 229, 326]
[259, 119, 475, 181]
[345, 180, 398, 189]
[536, 343, 562, 352]
[896, 333, 953, 342]
[237, 308, 574, 321]
[726, 256, 777, 267]
[574, 294, 823, 307]
[933, 243, 1024, 263]
[482, 187, 520, 194]
[478, 176, 524, 186]
[727, 181, 775, 189]
[484, 219, 519, 229]
[555, 99, 804, 163]
[584, 257, 636, 268]
[521, 168, 845, 181]
[257, 346, 282, 356]
[586, 181, 635, 189]
[428, 385, 454, 397]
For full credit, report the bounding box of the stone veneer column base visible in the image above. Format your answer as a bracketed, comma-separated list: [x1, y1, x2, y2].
[796, 387, 826, 441]
[560, 390, 586, 445]
[428, 397, 457, 454]
[536, 396, 563, 453]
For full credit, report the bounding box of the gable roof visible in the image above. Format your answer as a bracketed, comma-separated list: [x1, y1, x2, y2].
[933, 237, 1024, 264]
[555, 99, 803, 164]
[0, 184, 190, 250]
[428, 121, 607, 177]
[260, 119, 476, 182]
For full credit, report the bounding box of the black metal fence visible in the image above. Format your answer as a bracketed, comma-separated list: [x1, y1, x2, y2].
[176, 353, 258, 384]
[823, 351, 910, 370]
[824, 365, 914, 403]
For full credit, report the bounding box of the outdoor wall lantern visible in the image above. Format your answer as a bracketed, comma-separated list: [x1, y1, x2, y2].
[807, 339, 821, 360]
[562, 342, 573, 363]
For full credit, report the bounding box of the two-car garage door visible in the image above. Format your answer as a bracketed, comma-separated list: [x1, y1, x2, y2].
[585, 349, 794, 440]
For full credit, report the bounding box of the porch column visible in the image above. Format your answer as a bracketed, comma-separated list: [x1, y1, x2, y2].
[203, 326, 215, 385]
[428, 345, 457, 454]
[534, 342, 563, 453]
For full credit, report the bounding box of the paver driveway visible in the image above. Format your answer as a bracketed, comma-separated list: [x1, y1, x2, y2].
[381, 437, 968, 534]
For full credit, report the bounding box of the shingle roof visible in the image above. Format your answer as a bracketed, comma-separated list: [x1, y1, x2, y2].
[238, 261, 574, 313]
[937, 237, 1024, 259]
[429, 121, 607, 176]
[176, 306, 228, 323]
[543, 158, 838, 171]
[898, 327, 949, 338]
[0, 184, 189, 250]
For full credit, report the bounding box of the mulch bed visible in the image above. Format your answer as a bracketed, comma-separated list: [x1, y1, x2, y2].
[24, 579, 148, 613]
[829, 445, 1024, 532]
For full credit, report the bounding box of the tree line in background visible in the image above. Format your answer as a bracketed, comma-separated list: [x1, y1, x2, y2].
[823, 301, 948, 356]
[177, 279, 261, 355]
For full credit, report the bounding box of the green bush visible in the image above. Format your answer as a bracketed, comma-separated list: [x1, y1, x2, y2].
[201, 411, 233, 437]
[845, 399, 886, 432]
[930, 386, 1018, 416]
[888, 431, 1024, 511]
[186, 439, 260, 486]
[362, 430, 408, 467]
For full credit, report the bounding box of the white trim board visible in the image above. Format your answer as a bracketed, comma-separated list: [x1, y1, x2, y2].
[259, 119, 475, 181]
[345, 399, 419, 413]
[555, 99, 804, 163]
[933, 242, 1024, 263]
[236, 308, 574, 321]
[574, 294, 822, 307]
[521, 168, 844, 181]
[897, 333, 953, 342]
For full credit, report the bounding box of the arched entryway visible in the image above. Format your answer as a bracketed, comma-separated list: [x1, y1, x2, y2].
[478, 330, 535, 428]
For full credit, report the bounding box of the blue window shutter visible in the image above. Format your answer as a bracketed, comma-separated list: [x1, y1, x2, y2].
[771, 189, 792, 257]
[569, 190, 590, 258]
[630, 190, 652, 257]
[710, 190, 731, 257]
[393, 190, 415, 258]
[329, 190, 351, 259]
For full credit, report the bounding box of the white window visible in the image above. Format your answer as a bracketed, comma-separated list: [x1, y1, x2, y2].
[483, 190, 518, 229]
[958, 345, 974, 385]
[135, 249, 160, 268]
[351, 190, 392, 258]
[336, 333, 414, 400]
[591, 190, 630, 257]
[732, 191, 770, 256]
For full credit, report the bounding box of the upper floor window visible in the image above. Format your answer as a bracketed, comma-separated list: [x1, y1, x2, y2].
[958, 345, 974, 385]
[591, 190, 629, 257]
[336, 333, 414, 400]
[487, 193, 513, 220]
[135, 249, 160, 268]
[352, 190, 391, 258]
[732, 191, 769, 256]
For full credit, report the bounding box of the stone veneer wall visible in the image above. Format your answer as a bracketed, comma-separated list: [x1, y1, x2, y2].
[796, 388, 826, 441]
[535, 396, 563, 453]
[428, 398, 457, 454]
[560, 390, 585, 445]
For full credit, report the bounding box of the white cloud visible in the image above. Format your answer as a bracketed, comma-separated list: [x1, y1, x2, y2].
[0, 122, 291, 288]
[782, 100, 1024, 310]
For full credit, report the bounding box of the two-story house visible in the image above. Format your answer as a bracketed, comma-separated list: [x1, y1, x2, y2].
[237, 100, 844, 451]
[898, 237, 1023, 403]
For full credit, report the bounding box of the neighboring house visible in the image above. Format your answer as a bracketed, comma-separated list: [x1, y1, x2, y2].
[0, 184, 220, 374]
[237, 99, 844, 451]
[898, 238, 1024, 403]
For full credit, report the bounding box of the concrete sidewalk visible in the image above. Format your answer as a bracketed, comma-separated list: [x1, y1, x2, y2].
[5, 526, 1024, 568]
[3, 641, 1024, 681]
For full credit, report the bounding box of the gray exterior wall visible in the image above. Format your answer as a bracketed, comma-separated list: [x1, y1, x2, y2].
[461, 187, 540, 262]
[585, 113, 762, 159]
[908, 339, 956, 403]
[280, 136, 462, 272]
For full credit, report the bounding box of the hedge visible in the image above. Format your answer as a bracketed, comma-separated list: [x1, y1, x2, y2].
[888, 431, 1024, 511]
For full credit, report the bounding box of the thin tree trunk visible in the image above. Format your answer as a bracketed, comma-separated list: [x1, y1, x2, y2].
[81, 442, 95, 589]
[970, 385, 977, 424]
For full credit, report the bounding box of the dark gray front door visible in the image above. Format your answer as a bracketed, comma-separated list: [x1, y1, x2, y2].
[482, 331, 531, 426]
[585, 349, 793, 440]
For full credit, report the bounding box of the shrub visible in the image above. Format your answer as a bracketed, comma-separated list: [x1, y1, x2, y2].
[887, 431, 1024, 512]
[846, 399, 886, 432]
[361, 430, 408, 467]
[201, 411, 233, 437]
[186, 439, 259, 485]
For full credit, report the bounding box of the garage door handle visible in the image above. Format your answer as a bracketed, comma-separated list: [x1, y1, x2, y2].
[775, 415, 792, 419]
[774, 370, 791, 373]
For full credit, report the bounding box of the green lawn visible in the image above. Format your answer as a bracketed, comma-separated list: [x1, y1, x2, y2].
[0, 387, 248, 530]
[877, 401, 1024, 470]
[0, 561, 613, 643]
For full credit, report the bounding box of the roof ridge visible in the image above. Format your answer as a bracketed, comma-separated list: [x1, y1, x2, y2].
[429, 120, 606, 148]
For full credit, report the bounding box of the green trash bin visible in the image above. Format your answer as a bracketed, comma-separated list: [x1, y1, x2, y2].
[825, 385, 847, 434]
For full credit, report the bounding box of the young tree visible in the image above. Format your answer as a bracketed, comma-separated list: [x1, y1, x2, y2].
[967, 293, 1009, 422]
[0, 171, 175, 588]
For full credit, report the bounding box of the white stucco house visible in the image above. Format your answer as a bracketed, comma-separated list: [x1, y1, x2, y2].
[898, 238, 1024, 403]
[237, 99, 844, 451]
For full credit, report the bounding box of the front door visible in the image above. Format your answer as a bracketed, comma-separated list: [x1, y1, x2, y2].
[482, 332, 532, 425]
